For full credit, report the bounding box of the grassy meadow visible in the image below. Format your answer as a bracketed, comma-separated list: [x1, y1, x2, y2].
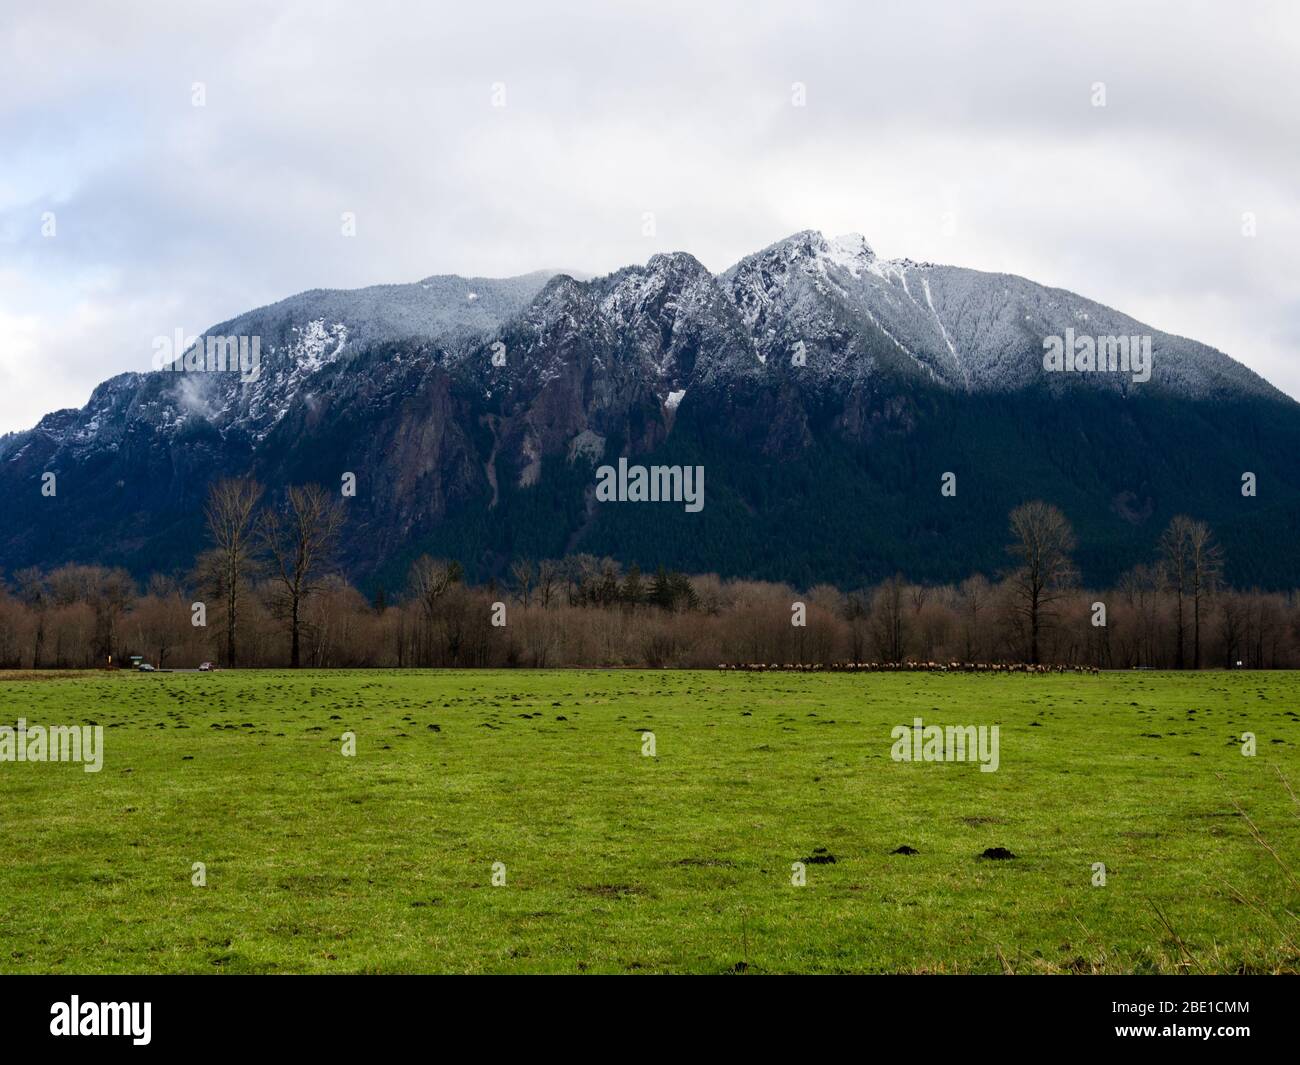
[1, 668, 1297, 974]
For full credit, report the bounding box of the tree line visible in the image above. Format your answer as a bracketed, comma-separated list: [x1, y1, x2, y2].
[1, 483, 1294, 670]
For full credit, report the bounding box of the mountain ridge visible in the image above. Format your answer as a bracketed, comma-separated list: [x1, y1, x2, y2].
[3, 231, 1297, 591]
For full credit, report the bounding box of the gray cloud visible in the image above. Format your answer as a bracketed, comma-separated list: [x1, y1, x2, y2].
[2, 0, 1297, 432]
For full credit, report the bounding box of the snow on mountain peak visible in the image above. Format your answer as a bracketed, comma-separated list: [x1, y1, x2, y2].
[727, 229, 879, 282]
[823, 232, 876, 275]
[9, 230, 1287, 471]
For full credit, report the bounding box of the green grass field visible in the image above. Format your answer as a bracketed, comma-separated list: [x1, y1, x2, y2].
[1, 668, 1297, 974]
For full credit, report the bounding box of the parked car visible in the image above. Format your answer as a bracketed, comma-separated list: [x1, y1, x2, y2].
[137, 663, 156, 672]
[198, 662, 216, 672]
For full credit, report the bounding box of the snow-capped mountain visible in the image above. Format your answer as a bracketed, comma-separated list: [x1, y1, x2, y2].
[2, 233, 1297, 589]
[722, 230, 1279, 399]
[17, 270, 556, 460]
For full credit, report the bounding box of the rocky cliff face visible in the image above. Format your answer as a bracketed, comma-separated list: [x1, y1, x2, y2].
[3, 232, 1297, 590]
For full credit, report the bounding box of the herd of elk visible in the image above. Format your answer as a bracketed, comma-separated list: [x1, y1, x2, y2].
[717, 661, 1102, 675]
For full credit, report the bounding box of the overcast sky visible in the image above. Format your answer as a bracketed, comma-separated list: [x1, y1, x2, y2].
[2, 0, 1297, 432]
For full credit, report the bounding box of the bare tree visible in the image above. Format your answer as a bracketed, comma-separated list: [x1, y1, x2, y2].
[0, 582, 22, 668]
[1218, 592, 1246, 668]
[536, 560, 561, 608]
[13, 567, 48, 667]
[1117, 563, 1159, 667]
[408, 557, 461, 614]
[1159, 515, 1194, 668]
[1006, 501, 1078, 664]
[94, 568, 136, 664]
[129, 589, 190, 668]
[1186, 519, 1224, 669]
[844, 590, 870, 664]
[510, 558, 535, 608]
[204, 477, 263, 666]
[957, 574, 992, 662]
[566, 554, 602, 606]
[43, 564, 134, 665]
[258, 484, 346, 668]
[870, 574, 910, 662]
[407, 556, 462, 664]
